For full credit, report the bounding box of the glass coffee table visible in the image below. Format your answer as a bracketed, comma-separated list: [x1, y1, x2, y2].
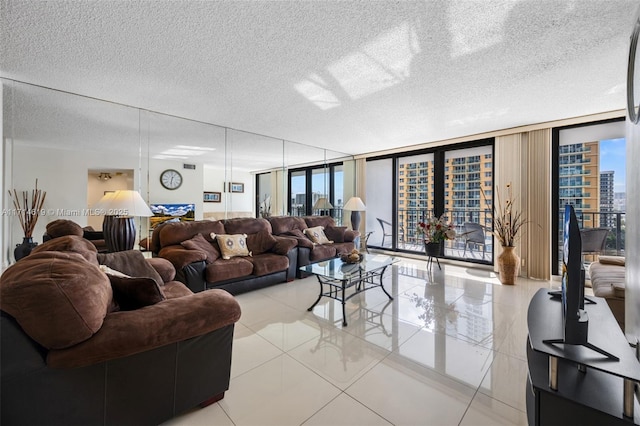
[301, 254, 397, 326]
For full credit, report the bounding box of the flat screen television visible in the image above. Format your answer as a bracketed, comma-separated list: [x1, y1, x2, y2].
[561, 204, 588, 344]
[544, 204, 617, 360]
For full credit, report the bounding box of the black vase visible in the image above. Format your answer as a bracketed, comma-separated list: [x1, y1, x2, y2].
[14, 237, 38, 261]
[425, 241, 442, 257]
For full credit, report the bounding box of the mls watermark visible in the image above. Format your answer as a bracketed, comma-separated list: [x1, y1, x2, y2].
[1, 208, 130, 217]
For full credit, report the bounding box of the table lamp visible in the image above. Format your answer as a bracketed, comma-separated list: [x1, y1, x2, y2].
[312, 197, 333, 215]
[343, 196, 366, 231]
[95, 190, 153, 252]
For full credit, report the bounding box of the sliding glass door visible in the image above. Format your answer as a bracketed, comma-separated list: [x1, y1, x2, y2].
[553, 118, 626, 274]
[366, 140, 493, 264]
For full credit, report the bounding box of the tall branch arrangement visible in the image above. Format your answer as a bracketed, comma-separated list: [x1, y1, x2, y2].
[8, 180, 47, 238]
[481, 183, 526, 247]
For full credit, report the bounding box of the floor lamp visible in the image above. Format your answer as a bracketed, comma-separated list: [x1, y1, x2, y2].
[95, 190, 153, 252]
[343, 196, 366, 232]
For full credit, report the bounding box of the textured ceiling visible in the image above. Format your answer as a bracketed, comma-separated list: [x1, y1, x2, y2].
[1, 0, 637, 156]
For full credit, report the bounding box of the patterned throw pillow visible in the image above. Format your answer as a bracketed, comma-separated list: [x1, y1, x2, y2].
[304, 226, 333, 245]
[211, 233, 252, 259]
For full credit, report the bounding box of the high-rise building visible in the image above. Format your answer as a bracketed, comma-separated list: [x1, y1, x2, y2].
[600, 170, 615, 227]
[397, 148, 493, 247]
[558, 141, 600, 227]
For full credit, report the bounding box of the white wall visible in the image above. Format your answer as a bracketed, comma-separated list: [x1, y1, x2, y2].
[149, 160, 204, 219]
[196, 164, 255, 219]
[1, 82, 6, 270]
[6, 145, 145, 257]
[625, 119, 639, 345]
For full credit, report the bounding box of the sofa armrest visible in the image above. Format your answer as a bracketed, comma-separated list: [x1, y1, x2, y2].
[176, 261, 208, 293]
[344, 230, 359, 243]
[292, 236, 314, 249]
[159, 245, 207, 270]
[324, 226, 359, 243]
[272, 236, 298, 255]
[47, 289, 241, 369]
[146, 257, 176, 283]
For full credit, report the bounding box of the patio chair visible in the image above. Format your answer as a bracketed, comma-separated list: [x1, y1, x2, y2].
[462, 222, 487, 258]
[580, 227, 609, 255]
[377, 218, 393, 247]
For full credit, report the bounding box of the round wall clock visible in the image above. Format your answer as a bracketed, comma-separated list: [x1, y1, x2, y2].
[160, 169, 183, 190]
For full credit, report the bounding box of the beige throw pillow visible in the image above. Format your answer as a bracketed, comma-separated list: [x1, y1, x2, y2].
[211, 233, 252, 259]
[304, 226, 333, 245]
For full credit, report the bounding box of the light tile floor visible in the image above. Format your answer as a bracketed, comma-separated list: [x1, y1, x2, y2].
[164, 256, 563, 426]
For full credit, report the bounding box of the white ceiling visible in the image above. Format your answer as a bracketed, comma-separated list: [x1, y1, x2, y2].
[1, 0, 637, 156]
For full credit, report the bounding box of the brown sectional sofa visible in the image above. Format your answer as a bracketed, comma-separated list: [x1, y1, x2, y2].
[267, 215, 359, 277]
[153, 217, 298, 294]
[0, 235, 241, 425]
[588, 255, 626, 330]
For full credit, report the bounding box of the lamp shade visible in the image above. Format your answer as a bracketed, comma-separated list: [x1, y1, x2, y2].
[94, 190, 152, 252]
[95, 190, 153, 217]
[343, 197, 366, 211]
[312, 197, 334, 210]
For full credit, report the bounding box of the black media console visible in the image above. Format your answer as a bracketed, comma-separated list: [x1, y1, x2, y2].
[526, 288, 640, 425]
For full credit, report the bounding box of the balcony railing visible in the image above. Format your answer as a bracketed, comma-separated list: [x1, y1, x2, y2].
[368, 208, 494, 263]
[557, 209, 625, 256]
[289, 205, 625, 266]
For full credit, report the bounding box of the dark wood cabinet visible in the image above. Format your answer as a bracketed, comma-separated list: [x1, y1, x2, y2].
[526, 289, 640, 425]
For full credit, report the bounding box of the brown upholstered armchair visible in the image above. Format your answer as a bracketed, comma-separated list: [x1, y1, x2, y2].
[0, 235, 241, 425]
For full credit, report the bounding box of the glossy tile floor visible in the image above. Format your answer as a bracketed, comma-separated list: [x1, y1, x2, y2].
[165, 256, 564, 426]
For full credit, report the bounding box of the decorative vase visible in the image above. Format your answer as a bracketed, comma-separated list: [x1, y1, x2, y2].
[425, 241, 442, 257]
[14, 237, 38, 261]
[497, 246, 520, 285]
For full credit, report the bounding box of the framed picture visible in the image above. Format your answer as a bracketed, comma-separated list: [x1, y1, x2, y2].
[149, 203, 195, 229]
[228, 182, 244, 193]
[203, 191, 221, 202]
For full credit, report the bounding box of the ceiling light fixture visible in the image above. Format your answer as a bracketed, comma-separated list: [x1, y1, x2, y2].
[98, 172, 112, 181]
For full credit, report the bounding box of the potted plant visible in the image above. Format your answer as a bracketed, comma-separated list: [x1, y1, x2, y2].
[482, 183, 526, 285]
[417, 214, 456, 257]
[8, 179, 46, 261]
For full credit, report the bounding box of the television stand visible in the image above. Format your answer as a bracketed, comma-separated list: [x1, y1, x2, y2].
[546, 290, 596, 304]
[527, 289, 640, 425]
[542, 338, 620, 361]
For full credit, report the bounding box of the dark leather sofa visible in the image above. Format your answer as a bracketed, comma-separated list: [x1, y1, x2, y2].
[267, 215, 359, 277]
[0, 236, 241, 426]
[43, 219, 108, 253]
[153, 217, 298, 294]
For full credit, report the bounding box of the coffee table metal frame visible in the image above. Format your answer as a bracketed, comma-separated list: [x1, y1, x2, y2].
[301, 254, 396, 326]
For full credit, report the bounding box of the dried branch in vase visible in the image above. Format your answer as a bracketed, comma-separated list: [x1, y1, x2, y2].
[481, 183, 526, 247]
[8, 179, 47, 238]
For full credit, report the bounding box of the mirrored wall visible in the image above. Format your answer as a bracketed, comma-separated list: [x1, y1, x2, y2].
[1, 79, 353, 264]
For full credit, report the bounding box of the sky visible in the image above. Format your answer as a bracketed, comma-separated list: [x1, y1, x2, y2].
[599, 138, 626, 193]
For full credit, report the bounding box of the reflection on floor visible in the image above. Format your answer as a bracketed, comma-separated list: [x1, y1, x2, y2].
[164, 256, 555, 426]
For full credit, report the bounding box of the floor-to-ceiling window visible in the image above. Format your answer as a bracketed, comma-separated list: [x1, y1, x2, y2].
[288, 163, 343, 219]
[366, 139, 493, 264]
[444, 145, 494, 263]
[398, 153, 435, 250]
[290, 170, 307, 216]
[552, 118, 626, 274]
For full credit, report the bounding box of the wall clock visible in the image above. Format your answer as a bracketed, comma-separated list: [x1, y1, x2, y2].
[160, 169, 183, 190]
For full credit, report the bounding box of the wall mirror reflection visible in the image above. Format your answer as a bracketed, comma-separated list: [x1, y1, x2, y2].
[2, 79, 353, 262]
